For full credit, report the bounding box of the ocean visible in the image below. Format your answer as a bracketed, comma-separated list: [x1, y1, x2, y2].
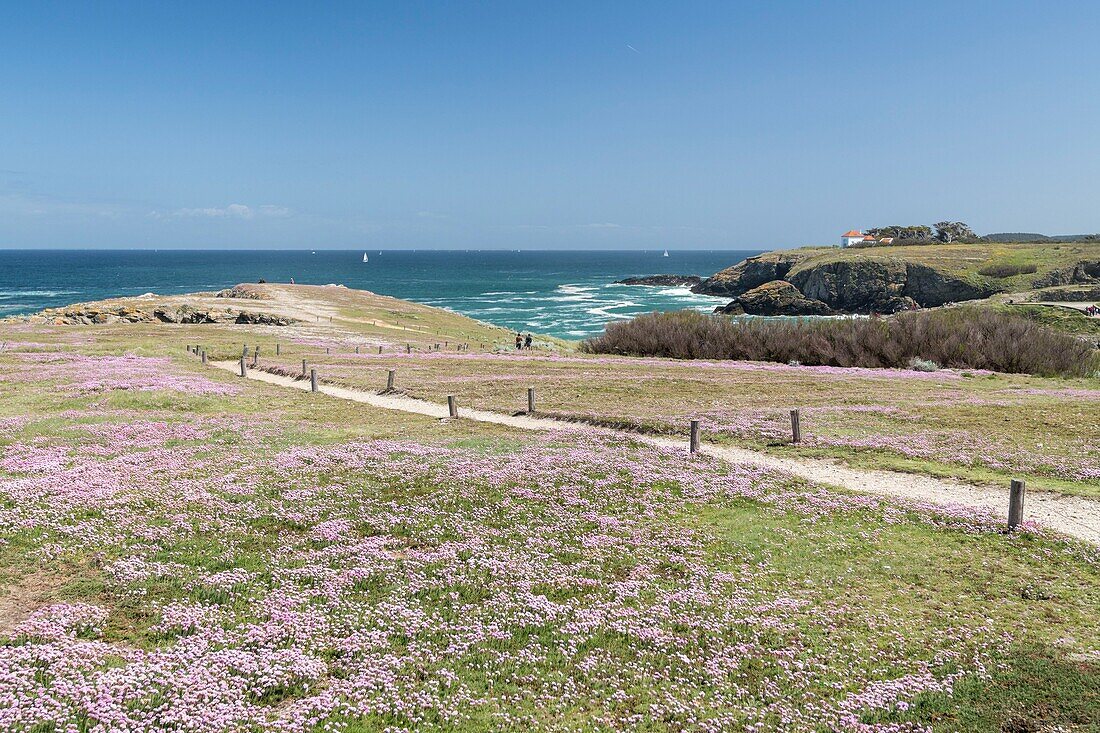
[0, 249, 757, 339]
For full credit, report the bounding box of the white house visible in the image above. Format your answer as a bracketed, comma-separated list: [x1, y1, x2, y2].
[840, 230, 864, 247]
[840, 230, 896, 248]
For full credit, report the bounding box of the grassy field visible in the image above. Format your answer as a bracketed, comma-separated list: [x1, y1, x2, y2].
[249, 348, 1100, 498]
[0, 288, 1097, 731]
[776, 241, 1099, 294]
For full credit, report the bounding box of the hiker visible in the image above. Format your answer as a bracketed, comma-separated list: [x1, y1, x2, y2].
[524, 333, 532, 349]
[515, 333, 523, 350]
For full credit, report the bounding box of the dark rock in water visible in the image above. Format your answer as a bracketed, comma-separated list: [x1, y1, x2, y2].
[716, 281, 835, 316]
[716, 301, 745, 315]
[616, 275, 703, 287]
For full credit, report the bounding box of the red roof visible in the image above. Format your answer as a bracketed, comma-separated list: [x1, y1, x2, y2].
[842, 230, 862, 237]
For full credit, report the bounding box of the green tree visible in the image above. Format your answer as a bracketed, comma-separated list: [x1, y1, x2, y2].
[934, 221, 977, 243]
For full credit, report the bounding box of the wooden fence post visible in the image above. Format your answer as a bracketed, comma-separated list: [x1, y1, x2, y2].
[378, 345, 383, 354]
[201, 350, 207, 365]
[527, 388, 536, 414]
[252, 347, 259, 367]
[447, 395, 458, 418]
[386, 369, 395, 391]
[239, 357, 247, 377]
[276, 343, 280, 355]
[301, 359, 307, 377]
[310, 368, 318, 392]
[406, 344, 411, 354]
[326, 347, 330, 355]
[242, 344, 248, 357]
[355, 345, 360, 354]
[1008, 479, 1026, 531]
[690, 420, 700, 454]
[790, 409, 801, 443]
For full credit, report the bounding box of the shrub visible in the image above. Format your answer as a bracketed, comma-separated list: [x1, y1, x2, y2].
[907, 357, 940, 372]
[978, 262, 1038, 278]
[581, 308, 1099, 377]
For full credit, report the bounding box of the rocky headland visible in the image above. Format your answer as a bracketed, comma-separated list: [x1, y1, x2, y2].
[694, 244, 1100, 316]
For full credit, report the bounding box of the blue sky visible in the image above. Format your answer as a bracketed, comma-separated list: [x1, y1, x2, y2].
[2, 1, 1099, 249]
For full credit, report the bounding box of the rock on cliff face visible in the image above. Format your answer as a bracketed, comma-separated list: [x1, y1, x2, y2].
[716, 281, 834, 316]
[1030, 260, 1100, 288]
[788, 259, 911, 313]
[902, 263, 992, 306]
[696, 252, 998, 315]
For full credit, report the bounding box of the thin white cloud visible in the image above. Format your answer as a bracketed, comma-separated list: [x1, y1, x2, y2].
[150, 203, 292, 220]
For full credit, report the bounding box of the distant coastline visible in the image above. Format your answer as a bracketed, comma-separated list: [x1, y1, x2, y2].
[0, 249, 747, 338]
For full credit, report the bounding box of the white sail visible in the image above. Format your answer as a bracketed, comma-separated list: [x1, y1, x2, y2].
[363, 253, 369, 263]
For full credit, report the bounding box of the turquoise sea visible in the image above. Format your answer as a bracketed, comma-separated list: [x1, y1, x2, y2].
[0, 249, 758, 338]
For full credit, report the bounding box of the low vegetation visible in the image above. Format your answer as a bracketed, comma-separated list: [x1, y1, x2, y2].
[1, 286, 1096, 730]
[582, 308, 1098, 377]
[0, 329, 1098, 731]
[978, 262, 1038, 278]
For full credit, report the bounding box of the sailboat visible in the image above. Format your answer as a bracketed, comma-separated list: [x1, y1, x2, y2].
[662, 249, 669, 257]
[362, 253, 369, 263]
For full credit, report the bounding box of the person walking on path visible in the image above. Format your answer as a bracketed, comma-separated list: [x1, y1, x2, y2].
[524, 333, 533, 349]
[515, 333, 523, 350]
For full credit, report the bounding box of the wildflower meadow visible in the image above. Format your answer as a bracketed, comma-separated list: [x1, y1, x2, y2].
[0, 328, 1097, 732]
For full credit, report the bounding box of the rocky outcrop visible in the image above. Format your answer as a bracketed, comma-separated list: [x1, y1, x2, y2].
[1030, 260, 1100, 288]
[789, 259, 908, 312]
[215, 285, 271, 300]
[40, 304, 296, 326]
[716, 281, 834, 316]
[616, 275, 703, 287]
[901, 263, 992, 306]
[692, 251, 807, 298]
[1033, 285, 1100, 302]
[698, 251, 998, 315]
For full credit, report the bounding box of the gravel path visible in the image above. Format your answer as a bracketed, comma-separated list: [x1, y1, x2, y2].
[213, 361, 1100, 546]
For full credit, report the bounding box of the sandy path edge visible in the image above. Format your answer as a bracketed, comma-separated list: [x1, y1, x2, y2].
[211, 361, 1100, 546]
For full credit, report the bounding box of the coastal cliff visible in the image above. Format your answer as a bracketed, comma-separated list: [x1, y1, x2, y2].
[695, 243, 1100, 315]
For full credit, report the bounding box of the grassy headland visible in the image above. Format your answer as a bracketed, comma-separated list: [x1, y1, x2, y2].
[695, 240, 1100, 320]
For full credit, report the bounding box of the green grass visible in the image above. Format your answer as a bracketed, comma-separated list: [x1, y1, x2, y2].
[0, 284, 1097, 731]
[248, 348, 1100, 497]
[1003, 303, 1100, 337]
[777, 241, 1099, 293]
